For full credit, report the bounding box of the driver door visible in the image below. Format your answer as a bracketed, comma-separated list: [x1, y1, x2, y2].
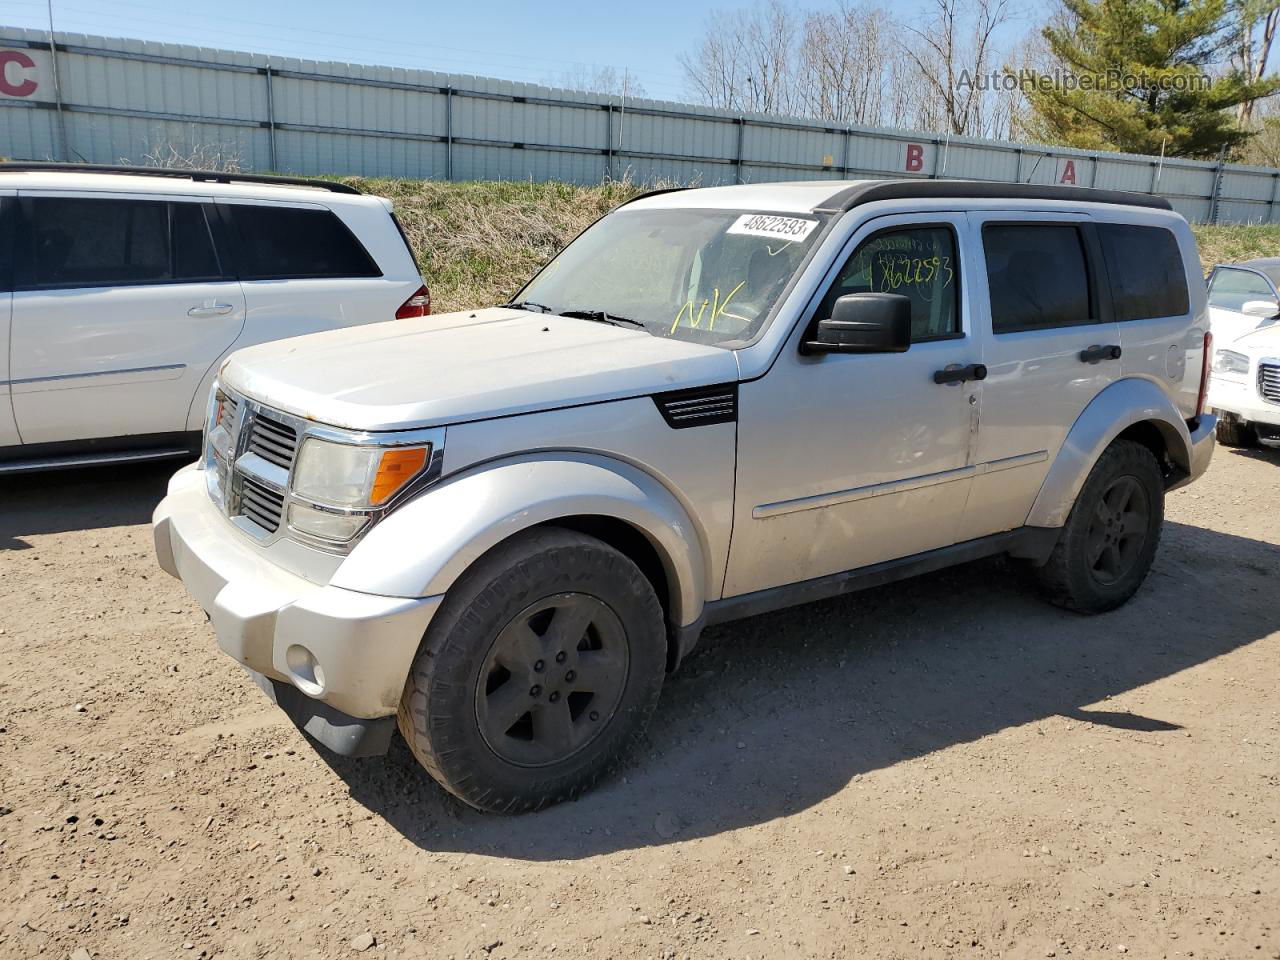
[724, 212, 982, 598]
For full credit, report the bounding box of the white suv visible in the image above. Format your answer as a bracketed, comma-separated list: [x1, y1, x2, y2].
[0, 163, 429, 473]
[153, 180, 1216, 812]
[1204, 259, 1280, 446]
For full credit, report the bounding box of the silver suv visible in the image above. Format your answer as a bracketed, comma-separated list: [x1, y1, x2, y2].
[153, 179, 1216, 812]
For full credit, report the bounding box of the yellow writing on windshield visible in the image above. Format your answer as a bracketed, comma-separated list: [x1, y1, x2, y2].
[671, 281, 747, 334]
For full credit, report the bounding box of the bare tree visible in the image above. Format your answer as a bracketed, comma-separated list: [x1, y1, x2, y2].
[795, 3, 898, 125]
[679, 0, 1023, 139]
[1230, 0, 1280, 124]
[543, 65, 647, 99]
[680, 1, 797, 113]
[899, 0, 1013, 137]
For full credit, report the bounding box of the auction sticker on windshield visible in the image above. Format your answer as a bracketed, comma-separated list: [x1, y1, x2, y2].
[727, 214, 819, 242]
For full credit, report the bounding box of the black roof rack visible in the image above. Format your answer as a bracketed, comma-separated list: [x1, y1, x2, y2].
[0, 162, 361, 195]
[816, 179, 1172, 213]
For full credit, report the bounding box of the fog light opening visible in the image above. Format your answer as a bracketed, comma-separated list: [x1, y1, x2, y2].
[285, 644, 326, 697]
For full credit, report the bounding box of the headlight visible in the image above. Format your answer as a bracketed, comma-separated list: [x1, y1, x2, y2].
[1213, 350, 1250, 375]
[292, 438, 429, 509]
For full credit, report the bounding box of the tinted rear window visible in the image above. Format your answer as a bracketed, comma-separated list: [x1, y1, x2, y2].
[23, 197, 221, 288]
[226, 205, 381, 280]
[984, 224, 1092, 333]
[1097, 224, 1189, 320]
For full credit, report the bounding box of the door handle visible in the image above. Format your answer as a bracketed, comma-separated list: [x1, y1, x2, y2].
[933, 363, 988, 385]
[1080, 344, 1122, 364]
[187, 303, 234, 318]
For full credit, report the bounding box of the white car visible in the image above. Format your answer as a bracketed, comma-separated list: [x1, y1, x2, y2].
[0, 163, 430, 473]
[1205, 259, 1280, 446]
[154, 179, 1215, 812]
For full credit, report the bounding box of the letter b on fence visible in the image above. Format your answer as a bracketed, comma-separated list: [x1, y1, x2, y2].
[904, 143, 925, 173]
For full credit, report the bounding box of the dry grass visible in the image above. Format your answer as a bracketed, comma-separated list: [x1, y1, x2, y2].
[335, 177, 1280, 310]
[1191, 223, 1280, 272]
[340, 178, 651, 313]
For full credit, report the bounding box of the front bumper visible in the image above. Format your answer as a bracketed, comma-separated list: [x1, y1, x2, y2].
[153, 465, 442, 754]
[1208, 377, 1280, 427]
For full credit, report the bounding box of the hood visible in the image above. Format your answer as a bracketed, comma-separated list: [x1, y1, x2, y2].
[1221, 318, 1280, 353]
[221, 307, 741, 431]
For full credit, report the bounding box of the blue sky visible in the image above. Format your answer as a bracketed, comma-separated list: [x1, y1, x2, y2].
[4, 0, 1046, 106]
[4, 0, 713, 102]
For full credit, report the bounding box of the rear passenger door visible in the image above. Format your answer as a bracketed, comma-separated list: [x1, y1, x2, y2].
[216, 200, 388, 344]
[9, 194, 245, 445]
[957, 215, 1121, 541]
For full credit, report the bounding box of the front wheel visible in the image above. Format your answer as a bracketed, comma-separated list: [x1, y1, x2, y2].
[1034, 439, 1164, 614]
[397, 527, 667, 813]
[1216, 417, 1257, 448]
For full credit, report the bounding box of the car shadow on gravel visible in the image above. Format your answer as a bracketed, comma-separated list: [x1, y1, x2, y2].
[321, 518, 1279, 860]
[0, 460, 179, 549]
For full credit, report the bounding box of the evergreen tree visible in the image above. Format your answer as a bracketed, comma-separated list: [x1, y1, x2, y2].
[1024, 0, 1280, 158]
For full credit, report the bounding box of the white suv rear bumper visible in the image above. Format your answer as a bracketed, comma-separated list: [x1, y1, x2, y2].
[153, 465, 440, 750]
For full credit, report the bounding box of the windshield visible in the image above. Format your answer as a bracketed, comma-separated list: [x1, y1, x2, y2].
[513, 208, 830, 346]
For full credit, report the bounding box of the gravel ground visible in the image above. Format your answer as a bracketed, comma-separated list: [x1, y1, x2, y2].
[0, 445, 1277, 960]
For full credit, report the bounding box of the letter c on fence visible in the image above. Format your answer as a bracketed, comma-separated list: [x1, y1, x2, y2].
[905, 143, 924, 173]
[0, 50, 39, 98]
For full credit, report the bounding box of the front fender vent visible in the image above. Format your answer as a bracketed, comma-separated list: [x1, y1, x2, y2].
[653, 383, 738, 429]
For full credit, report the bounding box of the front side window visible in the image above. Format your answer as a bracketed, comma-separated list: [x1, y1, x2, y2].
[984, 224, 1092, 333]
[817, 225, 960, 341]
[226, 204, 381, 281]
[514, 208, 830, 346]
[1207, 267, 1277, 312]
[1097, 223, 1189, 320]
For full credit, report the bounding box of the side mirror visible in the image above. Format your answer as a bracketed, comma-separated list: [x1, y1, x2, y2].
[1241, 299, 1279, 319]
[802, 292, 912, 355]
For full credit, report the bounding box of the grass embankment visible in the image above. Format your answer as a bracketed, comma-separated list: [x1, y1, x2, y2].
[340, 178, 1280, 311]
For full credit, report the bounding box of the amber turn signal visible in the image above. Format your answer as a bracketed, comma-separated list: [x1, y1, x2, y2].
[370, 447, 428, 505]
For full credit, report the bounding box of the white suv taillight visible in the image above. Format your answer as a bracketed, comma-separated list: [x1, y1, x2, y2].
[396, 283, 431, 319]
[1196, 330, 1213, 418]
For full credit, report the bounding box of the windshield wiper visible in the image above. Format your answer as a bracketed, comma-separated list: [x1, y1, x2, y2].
[502, 300, 554, 314]
[558, 309, 649, 331]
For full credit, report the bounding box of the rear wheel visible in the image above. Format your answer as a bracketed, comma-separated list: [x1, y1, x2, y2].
[1035, 439, 1164, 614]
[397, 527, 666, 813]
[1216, 417, 1257, 448]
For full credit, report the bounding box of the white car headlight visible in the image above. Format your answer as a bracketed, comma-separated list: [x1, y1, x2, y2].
[1213, 349, 1250, 375]
[292, 438, 429, 510]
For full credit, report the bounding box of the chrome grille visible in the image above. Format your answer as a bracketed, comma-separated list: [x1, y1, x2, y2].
[247, 414, 299, 469]
[238, 476, 285, 533]
[1260, 362, 1280, 405]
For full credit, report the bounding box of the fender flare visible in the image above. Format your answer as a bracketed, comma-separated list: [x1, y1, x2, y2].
[329, 452, 711, 629]
[1026, 377, 1193, 529]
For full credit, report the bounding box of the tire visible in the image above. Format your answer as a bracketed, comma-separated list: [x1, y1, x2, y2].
[397, 526, 666, 813]
[1035, 439, 1164, 614]
[1216, 417, 1257, 448]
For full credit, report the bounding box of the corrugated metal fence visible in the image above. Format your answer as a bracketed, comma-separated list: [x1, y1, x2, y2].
[3, 26, 1280, 224]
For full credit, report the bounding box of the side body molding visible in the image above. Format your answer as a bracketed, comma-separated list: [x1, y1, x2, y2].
[329, 452, 711, 628]
[1026, 377, 1194, 529]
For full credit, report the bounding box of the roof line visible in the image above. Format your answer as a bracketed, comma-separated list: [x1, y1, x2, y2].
[816, 179, 1172, 213]
[0, 162, 362, 195]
